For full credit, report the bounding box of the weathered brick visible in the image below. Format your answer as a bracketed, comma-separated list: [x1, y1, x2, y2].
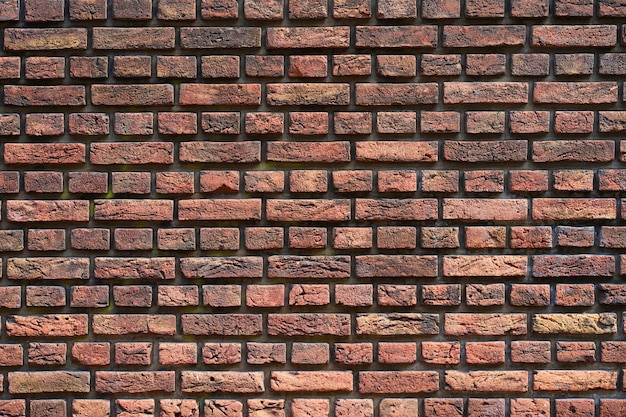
[180, 84, 261, 105]
[533, 140, 614, 163]
[445, 314, 527, 336]
[532, 25, 617, 47]
[534, 370, 617, 391]
[96, 372, 174, 393]
[271, 372, 352, 392]
[359, 372, 438, 394]
[5, 28, 87, 50]
[533, 313, 617, 334]
[182, 314, 262, 335]
[444, 25, 525, 47]
[94, 199, 173, 221]
[534, 82, 618, 104]
[357, 314, 439, 335]
[356, 83, 438, 105]
[93, 27, 175, 49]
[93, 314, 176, 335]
[445, 371, 528, 392]
[356, 199, 437, 220]
[267, 27, 349, 48]
[91, 84, 174, 106]
[268, 314, 350, 336]
[356, 141, 437, 162]
[8, 371, 89, 394]
[7, 201, 89, 222]
[444, 141, 528, 162]
[182, 372, 264, 393]
[356, 255, 437, 277]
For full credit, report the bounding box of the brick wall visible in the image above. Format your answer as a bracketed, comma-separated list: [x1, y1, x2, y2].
[0, 0, 625, 416]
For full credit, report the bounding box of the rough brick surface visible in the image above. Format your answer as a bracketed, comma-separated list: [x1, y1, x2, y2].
[0, 2, 625, 416]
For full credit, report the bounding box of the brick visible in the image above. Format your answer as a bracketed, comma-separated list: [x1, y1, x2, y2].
[181, 27, 261, 48]
[5, 28, 87, 50]
[289, 56, 327, 78]
[359, 372, 438, 394]
[202, 55, 240, 78]
[556, 0, 593, 15]
[183, 314, 261, 335]
[244, 171, 285, 192]
[510, 284, 550, 306]
[445, 371, 528, 393]
[289, 228, 327, 249]
[465, 112, 505, 134]
[0, 345, 22, 366]
[377, 0, 415, 17]
[271, 371, 351, 392]
[96, 371, 174, 393]
[268, 314, 350, 336]
[246, 285, 284, 307]
[424, 399, 463, 417]
[356, 199, 437, 220]
[335, 343, 373, 364]
[115, 342, 152, 365]
[112, 172, 151, 194]
[377, 55, 416, 78]
[24, 172, 63, 193]
[512, 53, 550, 76]
[91, 84, 174, 106]
[357, 314, 439, 335]
[443, 199, 527, 221]
[534, 82, 618, 103]
[204, 400, 242, 417]
[69, 113, 109, 135]
[421, 111, 460, 133]
[70, 0, 107, 20]
[289, 112, 328, 135]
[94, 199, 173, 221]
[72, 399, 111, 417]
[291, 343, 329, 363]
[510, 111, 550, 134]
[181, 372, 264, 393]
[356, 83, 438, 105]
[267, 199, 350, 222]
[556, 53, 594, 75]
[534, 140, 614, 163]
[464, 170, 504, 192]
[70, 229, 110, 250]
[292, 400, 329, 417]
[116, 400, 154, 417]
[113, 285, 152, 307]
[356, 26, 436, 48]
[377, 227, 416, 249]
[556, 225, 594, 246]
[246, 55, 284, 77]
[180, 84, 260, 106]
[7, 257, 89, 280]
[444, 82, 528, 104]
[0, 0, 19, 20]
[28, 229, 65, 251]
[556, 341, 596, 363]
[445, 141, 528, 162]
[600, 111, 626, 131]
[422, 342, 460, 365]
[534, 370, 617, 391]
[70, 286, 109, 308]
[600, 53, 626, 74]
[532, 25, 617, 47]
[25, 57, 64, 79]
[7, 200, 87, 222]
[180, 257, 262, 278]
[295, 288, 332, 308]
[5, 85, 85, 106]
[70, 57, 108, 78]
[357, 141, 437, 162]
[201, 0, 238, 18]
[0, 287, 21, 308]
[290, 170, 328, 192]
[290, 0, 327, 18]
[378, 342, 417, 363]
[114, 56, 151, 78]
[156, 172, 194, 194]
[268, 255, 350, 278]
[0, 114, 19, 135]
[72, 343, 111, 367]
[30, 400, 65, 417]
[356, 255, 437, 277]
[377, 112, 416, 134]
[335, 285, 373, 306]
[199, 171, 239, 193]
[179, 200, 262, 221]
[267, 83, 349, 106]
[333, 170, 372, 192]
[8, 371, 90, 393]
[267, 27, 349, 48]
[421, 54, 461, 76]
[26, 286, 66, 307]
[533, 313, 617, 334]
[446, 313, 527, 336]
[466, 54, 505, 76]
[245, 112, 284, 134]
[377, 285, 417, 306]
[533, 199, 615, 220]
[158, 0, 196, 19]
[333, 228, 372, 249]
[93, 27, 175, 49]
[511, 341, 551, 364]
[248, 400, 285, 417]
[465, 226, 506, 248]
[444, 25, 525, 47]
[202, 343, 241, 364]
[113, 229, 152, 251]
[157, 56, 197, 78]
[180, 142, 259, 163]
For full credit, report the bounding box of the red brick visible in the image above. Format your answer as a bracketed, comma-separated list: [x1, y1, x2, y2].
[512, 53, 550, 76]
[267, 27, 349, 48]
[202, 343, 241, 365]
[156, 172, 194, 194]
[182, 27, 260, 48]
[534, 141, 614, 162]
[556, 53, 594, 75]
[180, 142, 259, 163]
[268, 314, 350, 336]
[421, 54, 461, 76]
[377, 226, 416, 249]
[91, 142, 173, 165]
[446, 313, 526, 336]
[533, 255, 614, 277]
[335, 343, 373, 364]
[9, 371, 89, 394]
[181, 257, 262, 278]
[335, 285, 373, 306]
[557, 341, 596, 363]
[181, 371, 264, 393]
[444, 82, 528, 104]
[159, 343, 197, 365]
[203, 286, 242, 307]
[534, 82, 618, 103]
[510, 284, 550, 306]
[25, 57, 64, 79]
[115, 342, 152, 365]
[333, 227, 372, 249]
[113, 285, 152, 307]
[201, 0, 239, 18]
[444, 25, 525, 47]
[91, 84, 173, 106]
[356, 83, 438, 105]
[179, 199, 261, 221]
[289, 0, 327, 18]
[69, 56, 108, 78]
[333, 55, 371, 76]
[24, 172, 63, 193]
[183, 314, 261, 335]
[466, 111, 505, 134]
[289, 55, 327, 78]
[424, 399, 463, 417]
[93, 314, 176, 335]
[0, 287, 21, 308]
[247, 343, 286, 364]
[5, 28, 87, 50]
[202, 55, 240, 78]
[509, 111, 550, 134]
[246, 285, 285, 307]
[291, 343, 329, 364]
[534, 370, 616, 391]
[359, 371, 438, 394]
[289, 227, 327, 249]
[69, 113, 109, 135]
[532, 25, 617, 47]
[27, 229, 65, 251]
[71, 342, 110, 366]
[446, 371, 528, 393]
[335, 400, 373, 417]
[289, 112, 329, 135]
[244, 171, 285, 192]
[156, 56, 197, 78]
[245, 112, 284, 134]
[464, 170, 504, 192]
[511, 341, 551, 364]
[421, 111, 460, 133]
[70, 286, 109, 308]
[246, 55, 284, 77]
[93, 27, 174, 49]
[158, 0, 196, 19]
[160, 400, 199, 417]
[292, 399, 329, 417]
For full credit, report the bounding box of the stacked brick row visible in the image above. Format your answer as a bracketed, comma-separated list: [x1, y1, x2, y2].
[1, 0, 626, 416]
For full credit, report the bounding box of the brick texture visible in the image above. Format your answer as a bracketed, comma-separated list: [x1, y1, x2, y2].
[0, 1, 625, 416]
